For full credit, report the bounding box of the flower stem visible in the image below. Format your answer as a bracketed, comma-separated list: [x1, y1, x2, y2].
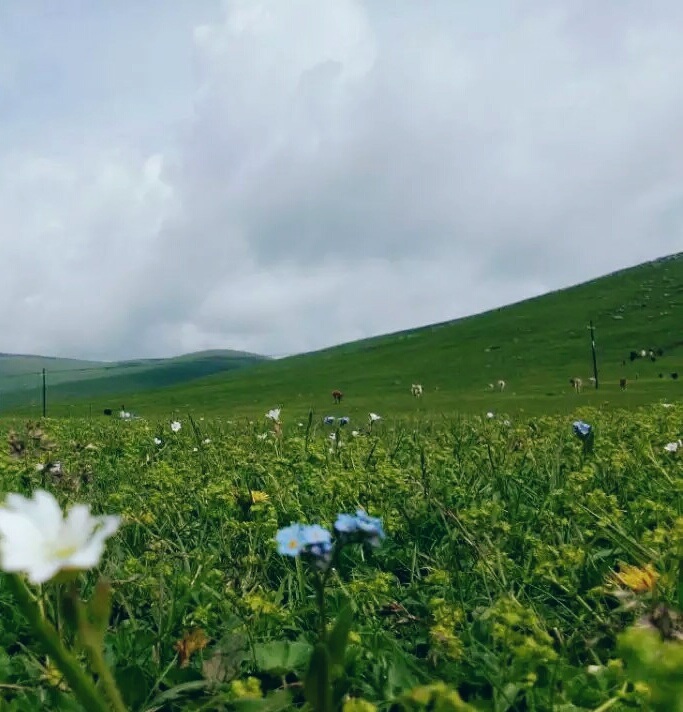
[5, 574, 111, 712]
[81, 636, 128, 712]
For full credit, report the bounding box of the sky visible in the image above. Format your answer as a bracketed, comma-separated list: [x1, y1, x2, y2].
[1, 0, 682, 361]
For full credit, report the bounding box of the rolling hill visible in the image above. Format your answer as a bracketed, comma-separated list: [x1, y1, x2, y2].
[3, 253, 682, 420]
[0, 350, 267, 412]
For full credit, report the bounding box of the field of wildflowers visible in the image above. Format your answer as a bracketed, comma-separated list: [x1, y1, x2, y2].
[0, 404, 681, 711]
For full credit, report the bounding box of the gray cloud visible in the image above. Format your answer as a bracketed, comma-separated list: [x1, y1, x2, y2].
[1, 0, 682, 360]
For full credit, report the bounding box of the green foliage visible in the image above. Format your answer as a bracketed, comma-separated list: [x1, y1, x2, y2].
[0, 402, 681, 710]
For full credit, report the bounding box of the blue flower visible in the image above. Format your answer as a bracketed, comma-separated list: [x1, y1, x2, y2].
[354, 509, 385, 546]
[301, 524, 332, 548]
[333, 510, 385, 548]
[334, 513, 359, 534]
[573, 420, 592, 438]
[323, 416, 335, 425]
[275, 523, 307, 556]
[338, 416, 350, 426]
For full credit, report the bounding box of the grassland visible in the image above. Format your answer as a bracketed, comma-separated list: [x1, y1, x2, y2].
[0, 350, 267, 414]
[0, 405, 680, 710]
[7, 253, 681, 421]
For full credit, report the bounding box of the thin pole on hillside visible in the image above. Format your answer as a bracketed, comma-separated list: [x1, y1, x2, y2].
[41, 368, 47, 417]
[589, 321, 599, 389]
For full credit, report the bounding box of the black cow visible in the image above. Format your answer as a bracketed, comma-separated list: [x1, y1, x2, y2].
[671, 373, 679, 380]
[103, 408, 112, 416]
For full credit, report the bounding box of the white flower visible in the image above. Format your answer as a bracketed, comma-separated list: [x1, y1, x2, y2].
[662, 403, 673, 408]
[351, 430, 360, 437]
[154, 437, 162, 445]
[35, 464, 45, 472]
[664, 441, 681, 453]
[0, 490, 120, 585]
[329, 433, 337, 441]
[369, 413, 381, 422]
[298, 422, 304, 427]
[203, 438, 211, 444]
[170, 421, 182, 433]
[503, 419, 511, 426]
[192, 447, 198, 452]
[587, 665, 604, 675]
[486, 412, 494, 419]
[266, 408, 281, 421]
[256, 433, 268, 440]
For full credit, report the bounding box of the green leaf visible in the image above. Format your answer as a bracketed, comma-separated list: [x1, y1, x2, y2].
[254, 640, 312, 675]
[304, 643, 332, 712]
[327, 600, 354, 670]
[114, 664, 151, 710]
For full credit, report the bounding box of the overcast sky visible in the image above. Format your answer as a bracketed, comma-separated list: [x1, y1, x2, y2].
[1, 1, 682, 361]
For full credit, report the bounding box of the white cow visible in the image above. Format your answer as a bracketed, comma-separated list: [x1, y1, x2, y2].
[497, 379, 506, 392]
[411, 383, 423, 397]
[570, 377, 583, 393]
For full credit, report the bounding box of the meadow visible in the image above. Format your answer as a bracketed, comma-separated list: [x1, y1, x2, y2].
[0, 404, 680, 711]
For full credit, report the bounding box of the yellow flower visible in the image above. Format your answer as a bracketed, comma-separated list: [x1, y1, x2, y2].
[174, 628, 209, 667]
[611, 563, 659, 593]
[250, 491, 270, 504]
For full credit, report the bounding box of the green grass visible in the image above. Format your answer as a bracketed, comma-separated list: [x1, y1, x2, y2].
[0, 405, 680, 710]
[4, 253, 683, 420]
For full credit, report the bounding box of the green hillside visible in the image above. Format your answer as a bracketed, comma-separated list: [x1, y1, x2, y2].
[0, 350, 266, 412]
[5, 253, 683, 419]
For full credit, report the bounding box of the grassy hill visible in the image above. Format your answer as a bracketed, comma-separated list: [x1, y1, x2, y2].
[4, 253, 683, 420]
[0, 350, 267, 413]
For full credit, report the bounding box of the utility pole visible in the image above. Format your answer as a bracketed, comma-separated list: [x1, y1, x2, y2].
[589, 321, 599, 389]
[42, 368, 46, 417]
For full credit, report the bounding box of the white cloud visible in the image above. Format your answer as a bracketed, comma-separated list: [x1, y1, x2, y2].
[1, 0, 682, 360]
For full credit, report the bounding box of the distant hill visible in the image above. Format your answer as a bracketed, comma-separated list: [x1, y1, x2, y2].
[3, 253, 682, 419]
[0, 349, 267, 411]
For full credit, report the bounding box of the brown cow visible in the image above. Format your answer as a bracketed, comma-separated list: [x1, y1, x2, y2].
[332, 390, 343, 404]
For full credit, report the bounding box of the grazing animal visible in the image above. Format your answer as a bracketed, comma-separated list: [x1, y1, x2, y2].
[497, 380, 506, 392]
[103, 408, 112, 416]
[411, 383, 423, 397]
[487, 383, 495, 390]
[671, 372, 679, 380]
[589, 377, 596, 386]
[619, 377, 627, 390]
[332, 390, 343, 404]
[570, 377, 583, 393]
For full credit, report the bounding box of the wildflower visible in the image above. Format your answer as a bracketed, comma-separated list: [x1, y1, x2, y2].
[266, 408, 281, 422]
[300, 524, 333, 567]
[662, 403, 673, 408]
[369, 413, 381, 422]
[333, 509, 385, 547]
[611, 563, 660, 593]
[486, 412, 494, 419]
[329, 432, 337, 441]
[154, 437, 162, 445]
[298, 422, 304, 427]
[664, 440, 681, 453]
[0, 489, 120, 584]
[323, 416, 335, 425]
[338, 416, 350, 426]
[174, 628, 209, 668]
[250, 491, 269, 505]
[275, 524, 307, 556]
[203, 438, 211, 445]
[573, 420, 592, 438]
[256, 433, 268, 440]
[170, 421, 182, 433]
[351, 430, 360, 437]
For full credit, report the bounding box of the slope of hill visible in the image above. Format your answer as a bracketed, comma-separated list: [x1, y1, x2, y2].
[0, 350, 267, 412]
[5, 253, 683, 419]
